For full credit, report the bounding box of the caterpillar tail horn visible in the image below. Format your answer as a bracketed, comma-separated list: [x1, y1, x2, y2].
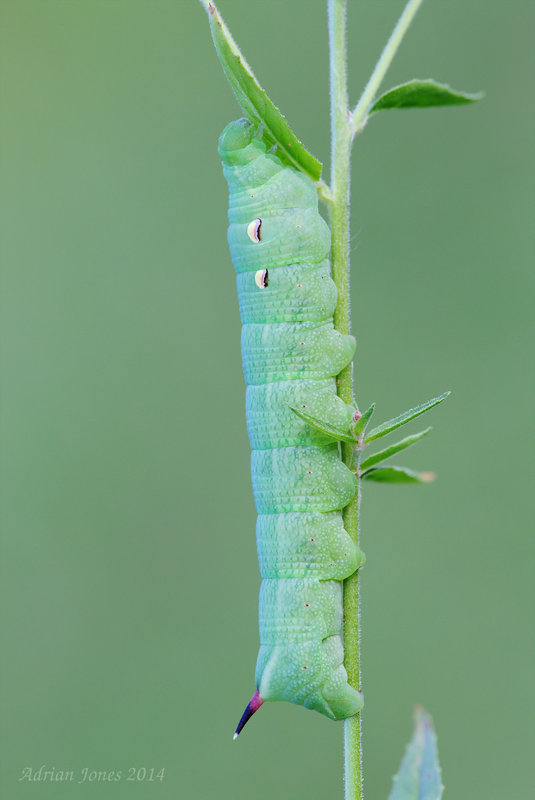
[233, 691, 264, 739]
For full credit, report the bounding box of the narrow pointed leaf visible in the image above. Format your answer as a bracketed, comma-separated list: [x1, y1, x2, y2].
[361, 466, 435, 484]
[199, 0, 322, 181]
[352, 403, 375, 438]
[387, 707, 443, 800]
[360, 428, 431, 471]
[289, 406, 355, 443]
[370, 79, 483, 114]
[365, 392, 449, 443]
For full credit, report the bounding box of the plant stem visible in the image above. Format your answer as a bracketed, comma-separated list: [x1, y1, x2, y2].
[350, 0, 425, 136]
[328, 1, 427, 795]
[328, 2, 362, 799]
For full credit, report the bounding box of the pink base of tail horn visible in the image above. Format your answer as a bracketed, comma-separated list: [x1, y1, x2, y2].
[233, 690, 264, 739]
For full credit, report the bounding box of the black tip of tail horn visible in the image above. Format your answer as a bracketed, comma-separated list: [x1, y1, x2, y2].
[233, 690, 264, 740]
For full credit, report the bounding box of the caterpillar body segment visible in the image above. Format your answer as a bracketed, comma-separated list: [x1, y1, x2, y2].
[246, 379, 354, 449]
[218, 118, 364, 735]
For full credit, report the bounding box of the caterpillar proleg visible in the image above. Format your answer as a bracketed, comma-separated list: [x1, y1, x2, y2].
[219, 119, 364, 736]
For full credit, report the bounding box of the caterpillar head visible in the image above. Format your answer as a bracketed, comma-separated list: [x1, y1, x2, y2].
[218, 118, 264, 166]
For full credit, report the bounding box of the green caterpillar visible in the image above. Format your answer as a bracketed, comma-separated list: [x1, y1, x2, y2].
[219, 119, 364, 736]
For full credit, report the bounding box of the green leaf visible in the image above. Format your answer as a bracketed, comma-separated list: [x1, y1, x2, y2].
[199, 0, 322, 181]
[352, 403, 375, 438]
[361, 466, 435, 484]
[360, 428, 431, 471]
[387, 707, 443, 800]
[370, 79, 484, 114]
[364, 392, 450, 443]
[289, 406, 355, 443]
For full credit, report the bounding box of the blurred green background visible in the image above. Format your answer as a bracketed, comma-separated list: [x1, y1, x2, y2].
[1, 1, 533, 798]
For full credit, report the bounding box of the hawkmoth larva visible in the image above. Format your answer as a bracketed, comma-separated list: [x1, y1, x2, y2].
[218, 118, 364, 737]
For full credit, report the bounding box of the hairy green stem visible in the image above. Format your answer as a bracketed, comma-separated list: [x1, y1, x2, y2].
[328, 2, 427, 794]
[328, 0, 351, 387]
[323, 0, 423, 800]
[328, 2, 362, 799]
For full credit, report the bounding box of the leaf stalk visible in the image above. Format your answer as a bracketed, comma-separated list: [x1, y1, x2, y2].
[350, 0, 425, 138]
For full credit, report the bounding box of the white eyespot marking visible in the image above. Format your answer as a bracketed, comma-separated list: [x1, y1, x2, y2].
[254, 269, 269, 289]
[247, 218, 262, 242]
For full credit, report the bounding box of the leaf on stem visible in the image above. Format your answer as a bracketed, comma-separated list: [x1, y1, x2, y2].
[352, 403, 375, 438]
[199, 0, 322, 181]
[364, 392, 450, 443]
[370, 79, 483, 114]
[387, 707, 443, 800]
[360, 428, 431, 470]
[289, 406, 355, 443]
[361, 466, 435, 484]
